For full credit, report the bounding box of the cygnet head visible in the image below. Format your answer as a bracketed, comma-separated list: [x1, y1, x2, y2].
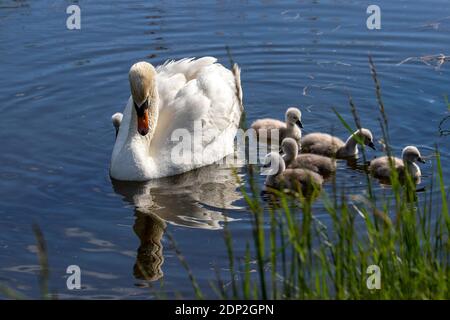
[285, 107, 303, 128]
[129, 62, 157, 136]
[281, 138, 299, 161]
[111, 112, 123, 138]
[354, 128, 376, 150]
[402, 146, 425, 164]
[262, 152, 285, 176]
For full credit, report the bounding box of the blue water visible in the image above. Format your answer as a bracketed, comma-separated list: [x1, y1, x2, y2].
[0, 0, 449, 299]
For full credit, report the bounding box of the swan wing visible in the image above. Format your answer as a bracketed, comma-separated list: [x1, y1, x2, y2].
[150, 57, 242, 176]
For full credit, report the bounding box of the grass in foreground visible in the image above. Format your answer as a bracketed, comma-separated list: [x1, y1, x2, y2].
[214, 150, 448, 300]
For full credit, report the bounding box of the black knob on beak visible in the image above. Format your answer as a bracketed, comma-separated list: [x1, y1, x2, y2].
[296, 120, 303, 129]
[138, 127, 149, 136]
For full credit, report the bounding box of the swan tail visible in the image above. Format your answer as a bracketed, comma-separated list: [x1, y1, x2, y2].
[232, 63, 243, 112]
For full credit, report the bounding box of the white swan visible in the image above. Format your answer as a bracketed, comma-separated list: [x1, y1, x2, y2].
[110, 57, 243, 181]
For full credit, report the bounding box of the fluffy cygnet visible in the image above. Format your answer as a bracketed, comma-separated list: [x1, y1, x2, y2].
[301, 128, 375, 158]
[369, 146, 425, 183]
[251, 107, 303, 148]
[111, 112, 123, 138]
[281, 138, 336, 178]
[263, 152, 323, 195]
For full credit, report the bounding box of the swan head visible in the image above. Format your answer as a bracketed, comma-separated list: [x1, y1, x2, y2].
[402, 146, 425, 164]
[281, 137, 299, 160]
[285, 107, 303, 128]
[129, 62, 157, 136]
[353, 128, 376, 150]
[111, 112, 123, 138]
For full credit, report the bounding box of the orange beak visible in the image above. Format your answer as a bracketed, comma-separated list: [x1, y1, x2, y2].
[137, 110, 149, 136]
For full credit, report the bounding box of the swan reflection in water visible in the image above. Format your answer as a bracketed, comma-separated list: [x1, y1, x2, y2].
[111, 164, 243, 281]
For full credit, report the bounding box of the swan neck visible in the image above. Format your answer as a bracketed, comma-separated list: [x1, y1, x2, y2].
[404, 160, 418, 176]
[283, 147, 297, 166]
[344, 134, 358, 155]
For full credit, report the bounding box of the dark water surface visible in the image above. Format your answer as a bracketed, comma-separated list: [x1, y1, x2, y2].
[0, 0, 449, 299]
